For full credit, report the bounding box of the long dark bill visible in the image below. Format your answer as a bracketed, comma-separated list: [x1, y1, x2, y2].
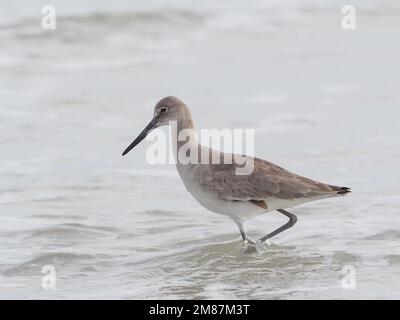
[122, 118, 157, 156]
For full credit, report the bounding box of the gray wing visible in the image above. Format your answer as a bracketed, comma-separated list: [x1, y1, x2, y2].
[194, 156, 339, 201]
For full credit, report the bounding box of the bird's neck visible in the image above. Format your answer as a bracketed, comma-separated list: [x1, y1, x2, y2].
[177, 115, 195, 134]
[171, 109, 200, 166]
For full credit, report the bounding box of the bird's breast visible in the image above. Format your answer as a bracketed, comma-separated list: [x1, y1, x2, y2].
[176, 164, 264, 220]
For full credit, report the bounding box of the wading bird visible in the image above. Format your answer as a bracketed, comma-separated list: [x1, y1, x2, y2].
[122, 96, 351, 245]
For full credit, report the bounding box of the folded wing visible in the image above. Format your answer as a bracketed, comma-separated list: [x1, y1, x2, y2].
[195, 156, 340, 202]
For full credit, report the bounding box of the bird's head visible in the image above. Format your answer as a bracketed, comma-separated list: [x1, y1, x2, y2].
[122, 96, 189, 156]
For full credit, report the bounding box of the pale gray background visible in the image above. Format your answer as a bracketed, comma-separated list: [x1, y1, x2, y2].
[1, 0, 399, 299]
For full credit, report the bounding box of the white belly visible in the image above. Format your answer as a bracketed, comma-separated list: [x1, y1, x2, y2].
[188, 181, 265, 220]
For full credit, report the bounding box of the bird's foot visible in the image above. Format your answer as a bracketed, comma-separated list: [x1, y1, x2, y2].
[258, 239, 272, 248]
[240, 238, 258, 254]
[242, 238, 256, 246]
[240, 238, 272, 254]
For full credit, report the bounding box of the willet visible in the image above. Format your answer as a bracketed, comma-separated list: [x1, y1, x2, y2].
[122, 96, 351, 244]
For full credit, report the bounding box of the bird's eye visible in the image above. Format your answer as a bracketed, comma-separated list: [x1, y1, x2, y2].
[160, 107, 168, 114]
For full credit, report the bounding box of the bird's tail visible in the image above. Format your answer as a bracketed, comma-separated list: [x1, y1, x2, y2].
[329, 185, 352, 195]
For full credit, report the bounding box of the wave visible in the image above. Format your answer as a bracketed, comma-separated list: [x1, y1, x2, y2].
[2, 252, 109, 277]
[25, 223, 119, 240]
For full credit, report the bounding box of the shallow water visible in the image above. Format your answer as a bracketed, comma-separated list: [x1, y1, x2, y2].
[1, 0, 400, 299]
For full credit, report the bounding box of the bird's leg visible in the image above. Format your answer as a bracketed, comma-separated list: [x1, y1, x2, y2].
[240, 229, 247, 241]
[234, 220, 247, 241]
[234, 220, 255, 244]
[234, 220, 258, 254]
[259, 209, 298, 243]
